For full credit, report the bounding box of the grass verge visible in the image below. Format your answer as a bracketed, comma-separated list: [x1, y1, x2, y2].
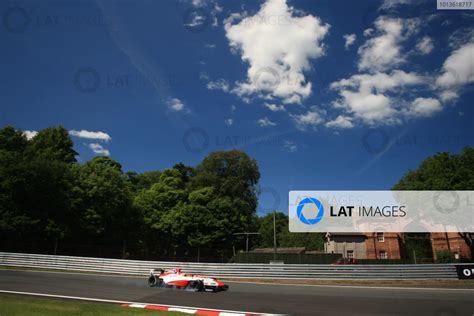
[0, 294, 186, 316]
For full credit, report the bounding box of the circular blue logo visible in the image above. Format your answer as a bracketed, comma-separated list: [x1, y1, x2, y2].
[297, 197, 324, 225]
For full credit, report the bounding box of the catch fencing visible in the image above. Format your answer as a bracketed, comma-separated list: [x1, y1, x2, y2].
[0, 252, 460, 280]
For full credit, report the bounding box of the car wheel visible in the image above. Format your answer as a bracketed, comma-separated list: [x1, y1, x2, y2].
[148, 275, 157, 287]
[188, 280, 203, 292]
[148, 276, 163, 287]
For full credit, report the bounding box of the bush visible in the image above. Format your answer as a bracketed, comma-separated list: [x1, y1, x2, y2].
[436, 250, 455, 263]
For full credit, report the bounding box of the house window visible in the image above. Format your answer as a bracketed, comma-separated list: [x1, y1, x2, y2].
[379, 251, 387, 259]
[347, 250, 354, 259]
[377, 232, 384, 242]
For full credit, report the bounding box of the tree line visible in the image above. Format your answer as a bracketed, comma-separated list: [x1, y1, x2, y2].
[0, 126, 323, 261]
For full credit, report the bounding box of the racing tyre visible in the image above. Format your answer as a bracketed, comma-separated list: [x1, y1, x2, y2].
[188, 280, 203, 292]
[148, 275, 157, 287]
[148, 276, 162, 287]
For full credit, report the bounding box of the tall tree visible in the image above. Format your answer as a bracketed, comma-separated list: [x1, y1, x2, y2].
[75, 156, 135, 243]
[393, 147, 474, 259]
[192, 150, 260, 226]
[0, 127, 35, 240]
[27, 127, 77, 164]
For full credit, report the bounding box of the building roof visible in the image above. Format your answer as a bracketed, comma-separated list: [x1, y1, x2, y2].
[326, 232, 366, 236]
[251, 247, 306, 254]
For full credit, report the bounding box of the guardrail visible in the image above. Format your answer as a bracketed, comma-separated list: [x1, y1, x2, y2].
[0, 252, 460, 280]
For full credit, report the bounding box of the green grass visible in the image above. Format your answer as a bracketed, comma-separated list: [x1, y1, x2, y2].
[0, 294, 186, 316]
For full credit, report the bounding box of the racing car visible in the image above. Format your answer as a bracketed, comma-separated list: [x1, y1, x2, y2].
[148, 268, 229, 292]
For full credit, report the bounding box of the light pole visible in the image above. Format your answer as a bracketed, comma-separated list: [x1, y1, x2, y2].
[273, 211, 277, 260]
[234, 232, 261, 253]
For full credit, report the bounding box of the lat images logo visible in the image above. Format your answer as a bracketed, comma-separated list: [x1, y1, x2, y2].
[296, 197, 324, 225]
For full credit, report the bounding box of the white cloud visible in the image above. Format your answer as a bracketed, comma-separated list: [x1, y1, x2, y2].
[191, 0, 205, 7]
[207, 79, 230, 92]
[225, 0, 330, 104]
[379, 0, 411, 10]
[205, 43, 216, 48]
[89, 143, 110, 156]
[415, 36, 434, 55]
[358, 17, 418, 72]
[325, 115, 354, 129]
[343, 34, 356, 50]
[224, 118, 233, 126]
[283, 140, 298, 152]
[291, 110, 324, 127]
[435, 42, 474, 102]
[330, 70, 424, 123]
[331, 70, 423, 93]
[167, 98, 186, 112]
[199, 72, 209, 80]
[407, 97, 442, 117]
[264, 102, 286, 111]
[363, 28, 374, 37]
[69, 130, 112, 142]
[436, 42, 474, 88]
[23, 130, 38, 140]
[257, 117, 277, 127]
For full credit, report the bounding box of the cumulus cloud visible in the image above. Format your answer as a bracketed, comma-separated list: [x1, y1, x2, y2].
[434, 42, 474, 102]
[167, 98, 186, 112]
[225, 0, 330, 104]
[224, 118, 233, 126]
[330, 70, 425, 123]
[69, 130, 112, 142]
[436, 42, 474, 92]
[415, 36, 434, 55]
[207, 79, 230, 92]
[343, 34, 356, 50]
[264, 103, 286, 111]
[89, 143, 110, 156]
[257, 117, 277, 127]
[325, 115, 354, 129]
[363, 28, 374, 37]
[358, 17, 418, 72]
[407, 97, 442, 117]
[291, 110, 324, 128]
[23, 130, 38, 140]
[379, 0, 411, 10]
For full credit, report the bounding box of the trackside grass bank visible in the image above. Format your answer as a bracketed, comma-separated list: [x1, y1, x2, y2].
[0, 294, 186, 316]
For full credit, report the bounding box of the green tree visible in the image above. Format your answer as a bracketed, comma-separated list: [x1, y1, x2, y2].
[75, 156, 135, 243]
[192, 150, 260, 244]
[133, 167, 188, 256]
[393, 146, 474, 260]
[257, 212, 324, 250]
[27, 126, 77, 164]
[0, 127, 36, 239]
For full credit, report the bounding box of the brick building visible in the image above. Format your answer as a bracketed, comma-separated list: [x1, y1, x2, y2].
[326, 232, 472, 260]
[431, 233, 472, 260]
[325, 232, 403, 260]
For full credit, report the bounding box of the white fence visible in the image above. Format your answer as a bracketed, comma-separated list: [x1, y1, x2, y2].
[0, 252, 460, 280]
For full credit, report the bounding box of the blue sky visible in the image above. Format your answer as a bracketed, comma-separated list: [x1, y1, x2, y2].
[1, 0, 473, 216]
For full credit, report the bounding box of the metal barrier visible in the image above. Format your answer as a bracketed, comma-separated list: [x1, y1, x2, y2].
[0, 252, 459, 280]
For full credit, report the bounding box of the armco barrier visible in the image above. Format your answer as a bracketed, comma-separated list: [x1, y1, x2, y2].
[0, 252, 460, 280]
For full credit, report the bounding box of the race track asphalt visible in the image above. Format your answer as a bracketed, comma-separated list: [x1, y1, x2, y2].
[0, 269, 473, 315]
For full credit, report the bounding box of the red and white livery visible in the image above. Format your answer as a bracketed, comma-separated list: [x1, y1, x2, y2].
[148, 268, 229, 292]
